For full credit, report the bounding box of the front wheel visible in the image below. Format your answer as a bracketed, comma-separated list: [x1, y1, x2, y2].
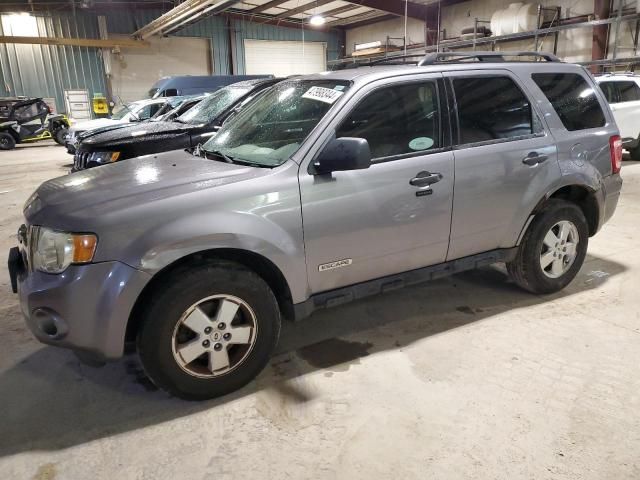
[52, 127, 68, 146]
[507, 199, 588, 294]
[137, 260, 281, 400]
[0, 132, 16, 150]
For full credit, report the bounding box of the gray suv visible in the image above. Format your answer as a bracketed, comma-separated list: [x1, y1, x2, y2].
[8, 52, 623, 400]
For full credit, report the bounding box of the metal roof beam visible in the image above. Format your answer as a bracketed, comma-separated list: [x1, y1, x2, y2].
[275, 0, 337, 19]
[347, 0, 429, 20]
[248, 0, 289, 14]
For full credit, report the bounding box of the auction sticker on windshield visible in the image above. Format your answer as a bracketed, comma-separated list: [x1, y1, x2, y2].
[302, 86, 344, 104]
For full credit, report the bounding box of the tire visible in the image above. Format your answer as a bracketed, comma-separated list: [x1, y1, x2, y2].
[507, 199, 588, 294]
[52, 127, 68, 146]
[0, 132, 16, 150]
[137, 259, 281, 400]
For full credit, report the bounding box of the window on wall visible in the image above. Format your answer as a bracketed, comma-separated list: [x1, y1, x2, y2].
[532, 73, 606, 131]
[452, 76, 535, 144]
[337, 81, 441, 159]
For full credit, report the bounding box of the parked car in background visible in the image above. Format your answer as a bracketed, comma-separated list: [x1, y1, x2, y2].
[148, 74, 274, 98]
[64, 97, 174, 153]
[71, 78, 281, 171]
[9, 53, 622, 400]
[0, 97, 70, 150]
[596, 73, 640, 159]
[151, 94, 208, 122]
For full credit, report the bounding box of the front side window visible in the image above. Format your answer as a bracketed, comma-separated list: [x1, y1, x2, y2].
[135, 104, 155, 120]
[111, 103, 136, 120]
[337, 81, 441, 159]
[202, 80, 351, 167]
[532, 73, 606, 131]
[616, 81, 640, 102]
[453, 76, 535, 144]
[178, 86, 252, 125]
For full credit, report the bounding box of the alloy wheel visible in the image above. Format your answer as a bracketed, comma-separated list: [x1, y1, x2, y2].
[539, 220, 580, 279]
[171, 294, 257, 378]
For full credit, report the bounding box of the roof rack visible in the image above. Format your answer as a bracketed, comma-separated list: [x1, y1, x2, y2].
[366, 54, 426, 66]
[417, 51, 562, 65]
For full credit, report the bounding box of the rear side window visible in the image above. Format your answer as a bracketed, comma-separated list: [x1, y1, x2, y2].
[337, 81, 441, 159]
[532, 73, 606, 131]
[452, 76, 534, 144]
[599, 82, 618, 103]
[616, 81, 640, 102]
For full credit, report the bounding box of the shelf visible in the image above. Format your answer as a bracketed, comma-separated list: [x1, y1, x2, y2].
[328, 13, 640, 67]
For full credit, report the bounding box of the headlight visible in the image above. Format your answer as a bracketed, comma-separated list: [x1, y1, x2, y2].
[89, 151, 121, 164]
[32, 227, 98, 274]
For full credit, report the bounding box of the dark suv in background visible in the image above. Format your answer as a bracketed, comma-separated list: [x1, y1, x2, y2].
[72, 78, 281, 171]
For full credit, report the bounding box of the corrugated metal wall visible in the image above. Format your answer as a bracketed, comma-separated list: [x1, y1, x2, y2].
[106, 9, 341, 74]
[0, 9, 341, 114]
[0, 12, 107, 115]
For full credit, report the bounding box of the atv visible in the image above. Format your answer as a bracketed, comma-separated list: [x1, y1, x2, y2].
[0, 97, 70, 150]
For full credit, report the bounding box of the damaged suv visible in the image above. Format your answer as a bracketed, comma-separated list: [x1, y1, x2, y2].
[8, 52, 622, 400]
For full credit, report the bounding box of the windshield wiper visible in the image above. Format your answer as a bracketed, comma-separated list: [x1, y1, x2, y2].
[204, 149, 235, 164]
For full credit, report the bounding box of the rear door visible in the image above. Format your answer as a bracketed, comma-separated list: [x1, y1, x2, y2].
[446, 70, 560, 260]
[299, 74, 455, 294]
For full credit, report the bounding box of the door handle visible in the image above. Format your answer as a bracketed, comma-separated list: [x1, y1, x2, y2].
[522, 152, 548, 166]
[410, 171, 443, 187]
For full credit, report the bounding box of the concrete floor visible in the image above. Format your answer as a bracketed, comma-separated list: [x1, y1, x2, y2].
[0, 141, 639, 480]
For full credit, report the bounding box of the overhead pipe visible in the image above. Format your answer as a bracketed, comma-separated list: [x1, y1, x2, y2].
[156, 0, 241, 37]
[134, 0, 208, 38]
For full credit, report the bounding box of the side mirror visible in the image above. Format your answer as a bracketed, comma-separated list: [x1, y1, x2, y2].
[312, 137, 372, 175]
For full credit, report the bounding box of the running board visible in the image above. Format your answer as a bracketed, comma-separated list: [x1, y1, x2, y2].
[293, 248, 518, 320]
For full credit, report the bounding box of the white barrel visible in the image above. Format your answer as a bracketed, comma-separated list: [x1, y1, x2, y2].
[502, 3, 524, 35]
[491, 9, 504, 36]
[517, 3, 539, 32]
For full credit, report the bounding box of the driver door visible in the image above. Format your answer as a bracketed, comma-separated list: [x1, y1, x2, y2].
[299, 74, 455, 295]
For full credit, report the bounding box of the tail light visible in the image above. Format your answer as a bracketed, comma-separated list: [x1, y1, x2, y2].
[609, 135, 622, 174]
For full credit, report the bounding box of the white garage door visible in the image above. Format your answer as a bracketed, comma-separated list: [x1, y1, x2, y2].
[110, 35, 211, 103]
[244, 39, 326, 76]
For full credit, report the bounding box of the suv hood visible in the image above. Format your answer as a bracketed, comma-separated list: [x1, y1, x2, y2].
[25, 149, 270, 227]
[80, 121, 194, 148]
[69, 118, 125, 133]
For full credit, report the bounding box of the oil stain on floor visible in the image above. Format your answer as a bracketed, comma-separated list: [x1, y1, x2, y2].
[297, 338, 373, 372]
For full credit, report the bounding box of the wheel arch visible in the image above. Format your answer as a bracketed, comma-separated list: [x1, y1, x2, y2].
[125, 248, 295, 344]
[525, 184, 600, 240]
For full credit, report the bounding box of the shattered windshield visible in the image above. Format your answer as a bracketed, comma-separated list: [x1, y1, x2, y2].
[178, 86, 252, 125]
[201, 80, 351, 167]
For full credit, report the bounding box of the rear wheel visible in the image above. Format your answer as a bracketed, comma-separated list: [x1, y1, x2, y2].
[52, 127, 68, 146]
[137, 260, 281, 400]
[508, 199, 588, 294]
[0, 132, 16, 150]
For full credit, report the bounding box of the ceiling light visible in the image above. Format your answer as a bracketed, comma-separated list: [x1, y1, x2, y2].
[309, 15, 326, 26]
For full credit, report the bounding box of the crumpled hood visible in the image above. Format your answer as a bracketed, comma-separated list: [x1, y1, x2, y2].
[24, 149, 269, 228]
[69, 118, 124, 133]
[80, 121, 193, 148]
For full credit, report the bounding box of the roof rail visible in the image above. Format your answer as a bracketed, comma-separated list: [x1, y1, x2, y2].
[417, 51, 562, 66]
[366, 54, 426, 66]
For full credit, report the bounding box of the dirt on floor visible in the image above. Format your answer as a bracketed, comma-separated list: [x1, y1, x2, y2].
[0, 141, 639, 480]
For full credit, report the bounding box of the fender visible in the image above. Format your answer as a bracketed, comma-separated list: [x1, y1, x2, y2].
[514, 172, 604, 245]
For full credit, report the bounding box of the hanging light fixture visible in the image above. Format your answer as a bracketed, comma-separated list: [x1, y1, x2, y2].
[309, 1, 325, 26]
[309, 14, 326, 26]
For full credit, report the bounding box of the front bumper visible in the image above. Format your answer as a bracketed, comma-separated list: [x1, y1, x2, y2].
[8, 251, 151, 360]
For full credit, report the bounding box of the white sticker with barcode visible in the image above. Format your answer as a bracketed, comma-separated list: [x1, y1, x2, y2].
[302, 86, 344, 104]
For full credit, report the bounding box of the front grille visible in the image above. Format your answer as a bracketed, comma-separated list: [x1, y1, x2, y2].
[73, 150, 90, 171]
